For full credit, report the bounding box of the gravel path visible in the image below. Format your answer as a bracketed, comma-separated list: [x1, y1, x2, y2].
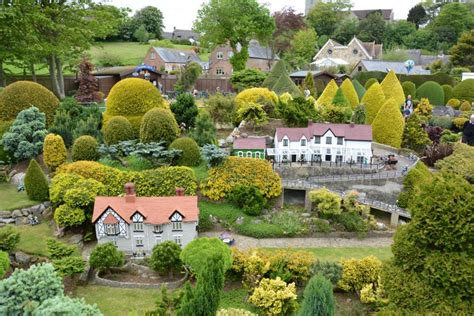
[200, 232, 393, 251]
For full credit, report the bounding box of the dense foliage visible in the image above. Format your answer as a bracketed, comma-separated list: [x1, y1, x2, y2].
[279, 96, 318, 127]
[72, 135, 99, 161]
[180, 238, 232, 276]
[140, 108, 179, 145]
[227, 185, 266, 216]
[150, 241, 182, 276]
[189, 111, 216, 146]
[401, 114, 431, 153]
[89, 242, 125, 272]
[235, 88, 278, 117]
[380, 70, 405, 106]
[361, 82, 385, 124]
[372, 98, 404, 148]
[298, 274, 335, 316]
[416, 81, 445, 106]
[103, 116, 134, 145]
[231, 68, 267, 91]
[32, 296, 102, 315]
[248, 277, 298, 316]
[43, 134, 67, 171]
[24, 159, 49, 202]
[75, 58, 101, 103]
[453, 79, 474, 102]
[0, 226, 20, 253]
[170, 93, 199, 128]
[169, 137, 201, 167]
[402, 81, 416, 98]
[0, 251, 9, 278]
[205, 93, 235, 126]
[316, 80, 338, 107]
[340, 79, 359, 109]
[397, 161, 432, 209]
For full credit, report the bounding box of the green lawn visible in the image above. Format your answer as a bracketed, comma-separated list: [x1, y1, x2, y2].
[0, 183, 38, 211]
[261, 247, 393, 262]
[15, 222, 56, 256]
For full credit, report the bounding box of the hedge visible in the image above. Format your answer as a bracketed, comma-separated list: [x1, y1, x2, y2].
[103, 116, 134, 145]
[372, 98, 405, 148]
[316, 79, 338, 107]
[453, 79, 474, 103]
[442, 85, 453, 105]
[139, 108, 179, 145]
[43, 134, 67, 171]
[24, 159, 49, 202]
[200, 157, 281, 200]
[56, 161, 197, 196]
[402, 81, 416, 98]
[381, 70, 405, 106]
[169, 137, 201, 167]
[355, 71, 456, 87]
[0, 81, 59, 125]
[416, 81, 445, 106]
[361, 82, 385, 124]
[340, 79, 359, 109]
[72, 135, 99, 161]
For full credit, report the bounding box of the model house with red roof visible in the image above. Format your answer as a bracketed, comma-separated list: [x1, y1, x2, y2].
[232, 137, 266, 159]
[268, 122, 373, 164]
[92, 183, 199, 255]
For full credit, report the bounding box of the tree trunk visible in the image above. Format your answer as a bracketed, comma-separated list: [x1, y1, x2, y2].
[30, 64, 37, 82]
[48, 54, 65, 100]
[55, 56, 65, 99]
[0, 59, 5, 87]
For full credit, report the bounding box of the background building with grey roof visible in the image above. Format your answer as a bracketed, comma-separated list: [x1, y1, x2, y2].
[350, 60, 431, 77]
[143, 47, 204, 73]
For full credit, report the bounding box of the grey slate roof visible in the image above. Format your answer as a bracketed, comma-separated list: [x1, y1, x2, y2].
[153, 47, 201, 64]
[248, 40, 279, 60]
[358, 60, 431, 75]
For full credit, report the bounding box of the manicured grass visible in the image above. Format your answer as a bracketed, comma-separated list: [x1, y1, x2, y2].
[0, 183, 38, 211]
[261, 247, 393, 262]
[219, 287, 254, 312]
[74, 285, 159, 316]
[191, 161, 209, 183]
[15, 222, 56, 256]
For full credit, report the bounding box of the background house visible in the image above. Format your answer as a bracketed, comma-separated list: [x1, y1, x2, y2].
[232, 137, 266, 159]
[350, 60, 431, 77]
[162, 27, 201, 43]
[143, 47, 203, 73]
[208, 40, 279, 77]
[290, 70, 350, 87]
[93, 184, 199, 255]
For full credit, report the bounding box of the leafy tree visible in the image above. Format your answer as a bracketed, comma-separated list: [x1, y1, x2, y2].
[402, 114, 432, 153]
[171, 93, 199, 129]
[403, 28, 437, 51]
[0, 263, 63, 315]
[285, 28, 318, 69]
[272, 7, 306, 53]
[0, 251, 9, 279]
[140, 108, 179, 145]
[358, 11, 387, 44]
[306, 2, 351, 37]
[150, 241, 182, 276]
[333, 17, 359, 44]
[131, 6, 164, 39]
[380, 70, 405, 106]
[450, 30, 474, 68]
[72, 135, 99, 161]
[33, 296, 102, 315]
[230, 69, 267, 91]
[0, 226, 20, 253]
[280, 96, 318, 127]
[89, 242, 125, 272]
[189, 111, 216, 146]
[372, 98, 405, 148]
[298, 275, 335, 316]
[54, 204, 86, 228]
[236, 102, 268, 126]
[75, 58, 101, 103]
[133, 25, 150, 43]
[169, 137, 201, 167]
[431, 2, 474, 47]
[180, 238, 232, 276]
[1, 106, 48, 161]
[407, 4, 428, 29]
[24, 159, 49, 202]
[194, 0, 275, 71]
[384, 20, 417, 48]
[43, 134, 67, 172]
[302, 72, 316, 97]
[205, 93, 235, 126]
[175, 62, 202, 92]
[352, 105, 366, 124]
[176, 282, 195, 316]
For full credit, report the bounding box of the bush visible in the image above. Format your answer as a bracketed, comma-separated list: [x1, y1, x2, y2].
[103, 78, 167, 135]
[352, 79, 366, 100]
[237, 222, 285, 238]
[234, 87, 278, 116]
[270, 210, 306, 237]
[452, 117, 468, 130]
[361, 82, 385, 124]
[0, 251, 10, 278]
[311, 260, 342, 285]
[440, 130, 461, 144]
[72, 135, 99, 161]
[0, 263, 63, 315]
[316, 80, 338, 107]
[217, 309, 256, 316]
[46, 238, 76, 260]
[372, 98, 405, 148]
[352, 105, 366, 124]
[89, 242, 125, 271]
[170, 93, 198, 128]
[402, 81, 416, 98]
[421, 143, 454, 167]
[402, 113, 431, 153]
[52, 256, 85, 277]
[429, 116, 453, 129]
[43, 133, 67, 171]
[0, 226, 20, 253]
[227, 185, 266, 216]
[180, 237, 232, 275]
[442, 84, 453, 104]
[435, 143, 474, 181]
[248, 277, 298, 316]
[32, 296, 102, 315]
[321, 104, 352, 123]
[333, 212, 369, 233]
[397, 161, 432, 208]
[24, 159, 49, 202]
[446, 98, 461, 109]
[231, 68, 267, 91]
[272, 73, 302, 97]
[0, 81, 59, 125]
[103, 116, 134, 145]
[169, 137, 201, 167]
[364, 78, 378, 90]
[201, 157, 281, 200]
[309, 188, 341, 215]
[381, 70, 405, 106]
[236, 102, 268, 126]
[453, 78, 474, 102]
[459, 100, 472, 111]
[54, 204, 86, 228]
[340, 79, 359, 109]
[338, 256, 382, 293]
[298, 274, 335, 316]
[189, 110, 216, 146]
[206, 93, 236, 126]
[416, 81, 445, 106]
[279, 96, 318, 127]
[50, 174, 105, 207]
[150, 241, 182, 275]
[140, 108, 179, 145]
[201, 144, 228, 167]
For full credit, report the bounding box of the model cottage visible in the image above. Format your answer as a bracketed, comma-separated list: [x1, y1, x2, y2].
[269, 122, 373, 164]
[92, 183, 199, 255]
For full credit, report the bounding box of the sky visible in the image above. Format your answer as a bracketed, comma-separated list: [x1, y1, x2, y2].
[107, 0, 419, 31]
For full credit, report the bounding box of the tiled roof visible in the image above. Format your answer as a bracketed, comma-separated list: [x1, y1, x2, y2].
[276, 123, 372, 142]
[153, 47, 201, 64]
[103, 213, 119, 224]
[92, 196, 199, 225]
[233, 137, 266, 150]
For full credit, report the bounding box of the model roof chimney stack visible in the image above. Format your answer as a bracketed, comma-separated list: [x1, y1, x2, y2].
[175, 187, 185, 197]
[124, 183, 136, 203]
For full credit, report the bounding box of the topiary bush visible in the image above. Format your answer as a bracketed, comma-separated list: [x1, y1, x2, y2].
[54, 204, 86, 228]
[340, 79, 359, 109]
[24, 159, 49, 202]
[372, 98, 405, 148]
[459, 100, 472, 111]
[89, 242, 125, 272]
[103, 115, 134, 145]
[72, 135, 99, 161]
[442, 84, 453, 104]
[103, 78, 167, 135]
[139, 108, 179, 145]
[169, 137, 201, 166]
[361, 82, 385, 124]
[0, 251, 9, 278]
[316, 80, 338, 107]
[364, 78, 378, 90]
[381, 70, 405, 106]
[416, 81, 445, 106]
[0, 81, 59, 125]
[234, 87, 279, 117]
[149, 241, 182, 276]
[453, 79, 474, 103]
[446, 98, 461, 109]
[43, 133, 67, 171]
[402, 81, 416, 98]
[352, 79, 366, 100]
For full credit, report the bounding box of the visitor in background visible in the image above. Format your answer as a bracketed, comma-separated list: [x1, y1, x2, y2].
[403, 95, 413, 119]
[304, 88, 310, 98]
[462, 114, 474, 146]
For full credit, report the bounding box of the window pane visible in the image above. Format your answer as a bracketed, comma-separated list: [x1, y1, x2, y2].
[326, 137, 332, 144]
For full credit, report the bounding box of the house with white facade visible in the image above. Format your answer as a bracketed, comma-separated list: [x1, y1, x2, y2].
[92, 184, 199, 255]
[269, 122, 373, 164]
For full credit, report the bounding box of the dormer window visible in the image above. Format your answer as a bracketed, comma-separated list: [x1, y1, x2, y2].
[283, 139, 289, 146]
[301, 139, 307, 146]
[171, 212, 183, 231]
[132, 213, 144, 232]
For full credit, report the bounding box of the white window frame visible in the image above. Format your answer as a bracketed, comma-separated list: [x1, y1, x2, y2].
[105, 224, 119, 236]
[216, 68, 224, 75]
[132, 213, 144, 232]
[216, 51, 224, 59]
[314, 136, 321, 144]
[301, 139, 307, 146]
[255, 152, 261, 159]
[150, 52, 156, 60]
[337, 137, 343, 145]
[246, 151, 253, 158]
[237, 151, 244, 157]
[171, 212, 183, 231]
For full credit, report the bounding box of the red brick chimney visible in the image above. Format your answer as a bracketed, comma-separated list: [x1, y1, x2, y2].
[175, 187, 185, 197]
[124, 183, 136, 203]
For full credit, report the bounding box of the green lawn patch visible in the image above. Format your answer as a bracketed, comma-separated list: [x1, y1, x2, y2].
[261, 247, 392, 262]
[74, 285, 159, 316]
[0, 183, 38, 211]
[15, 222, 56, 256]
[219, 286, 254, 312]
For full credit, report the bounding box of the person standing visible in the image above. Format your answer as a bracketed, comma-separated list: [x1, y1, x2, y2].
[403, 95, 413, 119]
[462, 114, 474, 146]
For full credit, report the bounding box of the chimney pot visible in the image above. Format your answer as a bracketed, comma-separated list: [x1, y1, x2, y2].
[124, 183, 136, 203]
[175, 187, 185, 197]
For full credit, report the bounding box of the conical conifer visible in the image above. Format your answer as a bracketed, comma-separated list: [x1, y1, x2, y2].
[316, 80, 338, 107]
[340, 79, 359, 109]
[262, 60, 287, 89]
[303, 72, 316, 97]
[361, 82, 385, 124]
[352, 79, 366, 100]
[381, 70, 405, 106]
[273, 74, 302, 97]
[372, 97, 405, 148]
[24, 159, 49, 201]
[332, 88, 351, 108]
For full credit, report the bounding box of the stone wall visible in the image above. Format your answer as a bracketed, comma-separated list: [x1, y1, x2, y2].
[0, 202, 52, 226]
[275, 165, 377, 179]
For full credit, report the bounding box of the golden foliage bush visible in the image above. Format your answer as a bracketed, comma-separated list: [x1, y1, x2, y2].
[200, 157, 281, 200]
[452, 117, 468, 130]
[361, 82, 385, 124]
[413, 98, 433, 118]
[372, 98, 405, 148]
[316, 79, 338, 107]
[235, 88, 278, 112]
[103, 115, 134, 145]
[447, 98, 461, 109]
[380, 70, 405, 106]
[43, 133, 67, 171]
[248, 277, 298, 316]
[340, 79, 360, 109]
[338, 256, 383, 293]
[459, 100, 472, 111]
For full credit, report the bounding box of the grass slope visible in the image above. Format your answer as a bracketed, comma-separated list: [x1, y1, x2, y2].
[0, 183, 37, 211]
[15, 222, 55, 256]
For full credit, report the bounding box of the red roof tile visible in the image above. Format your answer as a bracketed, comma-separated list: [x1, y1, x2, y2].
[92, 196, 199, 225]
[103, 213, 119, 224]
[276, 123, 372, 142]
[233, 137, 266, 150]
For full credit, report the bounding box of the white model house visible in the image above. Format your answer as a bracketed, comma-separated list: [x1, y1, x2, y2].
[269, 122, 373, 164]
[92, 183, 199, 255]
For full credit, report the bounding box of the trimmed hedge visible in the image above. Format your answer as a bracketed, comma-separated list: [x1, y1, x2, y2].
[355, 71, 456, 87]
[24, 159, 49, 202]
[0, 81, 59, 125]
[56, 160, 197, 196]
[72, 135, 99, 161]
[43, 134, 67, 171]
[340, 79, 359, 109]
[402, 81, 416, 98]
[372, 98, 405, 148]
[103, 78, 167, 135]
[140, 108, 179, 145]
[103, 116, 134, 145]
[442, 85, 453, 105]
[453, 79, 474, 103]
[361, 82, 385, 124]
[416, 81, 445, 106]
[169, 137, 201, 167]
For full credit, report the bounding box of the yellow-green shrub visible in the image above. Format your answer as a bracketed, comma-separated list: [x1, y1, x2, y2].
[316, 79, 338, 107]
[139, 108, 179, 145]
[54, 204, 85, 228]
[372, 98, 404, 148]
[309, 188, 342, 215]
[279, 92, 293, 105]
[72, 135, 99, 161]
[338, 256, 382, 293]
[235, 87, 278, 112]
[200, 157, 281, 200]
[0, 81, 59, 125]
[447, 98, 461, 109]
[361, 82, 385, 124]
[380, 70, 405, 106]
[104, 78, 167, 135]
[103, 115, 134, 145]
[340, 79, 359, 109]
[413, 98, 433, 118]
[452, 117, 468, 129]
[43, 133, 67, 171]
[248, 277, 298, 316]
[217, 309, 256, 316]
[459, 100, 472, 111]
[259, 249, 315, 284]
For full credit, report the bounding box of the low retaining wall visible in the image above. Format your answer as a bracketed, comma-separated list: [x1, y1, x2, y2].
[0, 202, 52, 226]
[91, 262, 188, 289]
[276, 165, 377, 179]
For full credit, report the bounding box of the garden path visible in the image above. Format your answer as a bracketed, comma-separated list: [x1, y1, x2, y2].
[200, 232, 393, 251]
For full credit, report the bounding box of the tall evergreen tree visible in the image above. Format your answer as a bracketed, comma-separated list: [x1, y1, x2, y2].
[299, 274, 335, 316]
[24, 159, 49, 202]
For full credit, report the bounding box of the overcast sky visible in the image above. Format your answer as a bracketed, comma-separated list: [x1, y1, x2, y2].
[106, 0, 419, 31]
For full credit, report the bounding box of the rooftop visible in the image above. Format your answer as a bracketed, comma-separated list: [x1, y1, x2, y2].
[355, 60, 431, 75]
[276, 122, 372, 142]
[233, 137, 266, 150]
[153, 47, 201, 64]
